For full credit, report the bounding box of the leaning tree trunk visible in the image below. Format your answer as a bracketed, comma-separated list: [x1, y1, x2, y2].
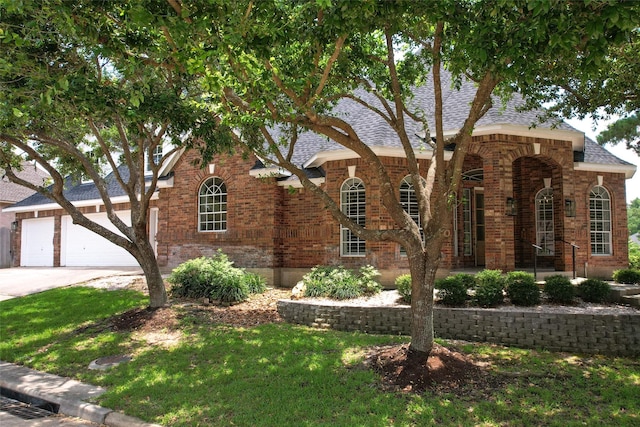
[132, 223, 167, 308]
[407, 249, 440, 362]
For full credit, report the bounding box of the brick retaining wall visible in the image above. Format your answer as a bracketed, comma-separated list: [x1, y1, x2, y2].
[277, 300, 640, 356]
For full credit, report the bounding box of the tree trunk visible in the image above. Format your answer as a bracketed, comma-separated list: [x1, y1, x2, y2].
[132, 224, 167, 308]
[407, 250, 439, 362]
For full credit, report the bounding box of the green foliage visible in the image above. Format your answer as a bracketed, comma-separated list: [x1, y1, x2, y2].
[244, 273, 268, 294]
[395, 274, 412, 303]
[597, 113, 640, 156]
[303, 265, 382, 300]
[435, 275, 470, 307]
[544, 275, 575, 304]
[473, 270, 505, 307]
[168, 251, 266, 303]
[629, 241, 640, 270]
[627, 199, 640, 237]
[505, 271, 540, 306]
[578, 279, 611, 303]
[612, 268, 640, 285]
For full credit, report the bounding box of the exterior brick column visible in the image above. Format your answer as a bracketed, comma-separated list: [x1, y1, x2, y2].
[482, 143, 516, 272]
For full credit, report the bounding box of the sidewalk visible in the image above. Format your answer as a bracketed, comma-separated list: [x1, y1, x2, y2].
[0, 361, 161, 427]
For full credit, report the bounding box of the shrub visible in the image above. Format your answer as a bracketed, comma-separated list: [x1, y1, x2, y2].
[395, 274, 412, 303]
[505, 271, 540, 306]
[168, 251, 266, 303]
[452, 273, 477, 290]
[578, 279, 611, 303]
[473, 269, 505, 307]
[629, 241, 640, 270]
[544, 275, 575, 304]
[435, 275, 469, 306]
[303, 265, 382, 300]
[244, 272, 267, 294]
[612, 268, 640, 284]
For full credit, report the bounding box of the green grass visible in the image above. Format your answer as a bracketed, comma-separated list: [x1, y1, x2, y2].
[2, 287, 639, 426]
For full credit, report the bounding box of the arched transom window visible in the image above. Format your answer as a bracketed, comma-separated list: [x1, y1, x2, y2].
[340, 177, 365, 256]
[535, 188, 554, 255]
[199, 177, 227, 231]
[590, 185, 611, 255]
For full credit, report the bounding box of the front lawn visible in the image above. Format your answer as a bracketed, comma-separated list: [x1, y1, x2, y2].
[1, 286, 638, 426]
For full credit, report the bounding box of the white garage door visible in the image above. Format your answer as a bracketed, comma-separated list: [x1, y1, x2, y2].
[21, 217, 55, 266]
[61, 211, 138, 266]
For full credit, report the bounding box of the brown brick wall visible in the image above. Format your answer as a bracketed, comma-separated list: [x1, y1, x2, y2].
[157, 150, 282, 269]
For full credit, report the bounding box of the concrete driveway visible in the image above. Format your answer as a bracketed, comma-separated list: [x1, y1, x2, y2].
[0, 267, 143, 301]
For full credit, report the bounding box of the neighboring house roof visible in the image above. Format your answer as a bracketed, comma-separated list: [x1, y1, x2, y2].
[0, 162, 49, 204]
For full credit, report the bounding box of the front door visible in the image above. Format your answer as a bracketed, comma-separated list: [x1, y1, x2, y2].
[475, 190, 485, 266]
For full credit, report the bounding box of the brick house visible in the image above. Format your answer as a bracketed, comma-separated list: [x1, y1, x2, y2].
[6, 80, 636, 285]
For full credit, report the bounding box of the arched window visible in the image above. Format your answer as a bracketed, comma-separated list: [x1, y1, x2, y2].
[340, 177, 365, 256]
[590, 185, 611, 255]
[535, 188, 554, 255]
[199, 177, 227, 231]
[400, 176, 424, 254]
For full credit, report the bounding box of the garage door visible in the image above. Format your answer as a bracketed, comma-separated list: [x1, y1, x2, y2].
[21, 217, 54, 266]
[61, 211, 138, 266]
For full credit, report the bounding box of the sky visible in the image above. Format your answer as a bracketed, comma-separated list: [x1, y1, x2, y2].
[566, 117, 639, 203]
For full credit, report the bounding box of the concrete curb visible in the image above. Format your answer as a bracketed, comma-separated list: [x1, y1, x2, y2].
[0, 361, 161, 427]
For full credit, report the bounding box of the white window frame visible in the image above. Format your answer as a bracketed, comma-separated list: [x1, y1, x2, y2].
[145, 144, 164, 174]
[462, 188, 472, 256]
[198, 177, 227, 232]
[590, 185, 612, 255]
[340, 177, 366, 257]
[399, 176, 425, 255]
[535, 188, 554, 255]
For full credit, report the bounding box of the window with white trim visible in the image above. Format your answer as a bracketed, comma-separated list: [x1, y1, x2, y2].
[340, 177, 365, 256]
[535, 188, 554, 255]
[199, 177, 227, 231]
[146, 145, 164, 173]
[462, 188, 472, 256]
[400, 176, 424, 254]
[590, 185, 611, 255]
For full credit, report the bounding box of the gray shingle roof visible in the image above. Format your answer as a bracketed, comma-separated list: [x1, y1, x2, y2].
[262, 73, 628, 169]
[10, 165, 137, 208]
[0, 162, 49, 203]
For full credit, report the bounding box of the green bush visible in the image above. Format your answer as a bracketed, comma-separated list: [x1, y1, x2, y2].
[452, 273, 477, 290]
[612, 268, 640, 284]
[244, 272, 267, 294]
[505, 271, 540, 306]
[473, 269, 505, 307]
[435, 275, 470, 306]
[395, 274, 412, 303]
[303, 265, 382, 300]
[578, 279, 611, 303]
[544, 275, 575, 304]
[629, 241, 640, 270]
[168, 251, 266, 303]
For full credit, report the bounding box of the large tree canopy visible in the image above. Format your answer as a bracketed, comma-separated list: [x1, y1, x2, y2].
[2, 0, 637, 358]
[154, 0, 635, 358]
[0, 0, 228, 307]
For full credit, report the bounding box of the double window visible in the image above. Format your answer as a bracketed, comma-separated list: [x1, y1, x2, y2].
[590, 185, 611, 255]
[199, 177, 227, 231]
[340, 178, 366, 256]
